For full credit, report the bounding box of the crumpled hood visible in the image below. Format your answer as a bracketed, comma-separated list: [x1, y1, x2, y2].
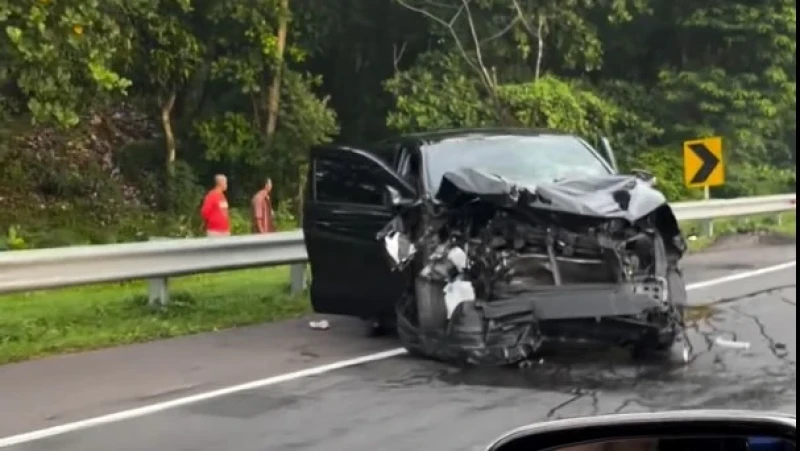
[434, 167, 669, 222]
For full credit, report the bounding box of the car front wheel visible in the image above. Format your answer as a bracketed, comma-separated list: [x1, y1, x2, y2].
[414, 277, 448, 332]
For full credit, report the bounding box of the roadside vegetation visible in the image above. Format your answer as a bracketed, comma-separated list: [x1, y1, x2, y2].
[0, 0, 795, 364]
[0, 0, 795, 250]
[0, 266, 311, 365]
[682, 212, 797, 252]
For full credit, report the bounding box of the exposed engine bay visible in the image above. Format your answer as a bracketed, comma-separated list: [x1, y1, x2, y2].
[379, 168, 689, 366]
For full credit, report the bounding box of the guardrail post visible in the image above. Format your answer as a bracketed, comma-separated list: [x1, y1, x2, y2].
[148, 277, 169, 308]
[703, 219, 714, 237]
[147, 236, 171, 307]
[290, 263, 306, 295]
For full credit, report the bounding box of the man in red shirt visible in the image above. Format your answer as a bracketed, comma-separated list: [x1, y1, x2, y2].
[200, 174, 231, 236]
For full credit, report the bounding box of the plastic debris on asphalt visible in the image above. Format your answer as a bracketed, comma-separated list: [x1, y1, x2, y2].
[714, 336, 751, 350]
[309, 319, 330, 330]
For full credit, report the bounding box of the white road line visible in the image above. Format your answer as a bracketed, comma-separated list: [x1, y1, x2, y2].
[684, 260, 795, 290]
[0, 260, 795, 448]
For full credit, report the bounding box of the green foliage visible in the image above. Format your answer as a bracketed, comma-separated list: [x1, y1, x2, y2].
[165, 160, 205, 215]
[385, 53, 491, 132]
[628, 147, 698, 202]
[657, 69, 794, 165]
[386, 69, 660, 170]
[499, 77, 618, 137]
[126, 0, 204, 93]
[716, 163, 796, 198]
[0, 0, 133, 127]
[384, 0, 795, 201]
[0, 225, 27, 251]
[206, 0, 297, 94]
[195, 112, 264, 165]
[0, 266, 310, 365]
[0, 0, 796, 251]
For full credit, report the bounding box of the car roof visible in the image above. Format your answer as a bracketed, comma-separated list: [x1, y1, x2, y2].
[379, 127, 578, 150]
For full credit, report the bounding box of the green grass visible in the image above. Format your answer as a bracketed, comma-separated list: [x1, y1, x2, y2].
[0, 212, 795, 366]
[0, 266, 311, 365]
[682, 211, 796, 252]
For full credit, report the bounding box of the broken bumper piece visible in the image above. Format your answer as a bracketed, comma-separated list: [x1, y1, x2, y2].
[397, 282, 674, 366]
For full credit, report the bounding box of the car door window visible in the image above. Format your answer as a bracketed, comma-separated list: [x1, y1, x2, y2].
[313, 155, 386, 205]
[397, 148, 422, 192]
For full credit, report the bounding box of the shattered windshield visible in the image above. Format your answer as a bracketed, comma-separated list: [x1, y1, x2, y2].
[423, 134, 613, 193]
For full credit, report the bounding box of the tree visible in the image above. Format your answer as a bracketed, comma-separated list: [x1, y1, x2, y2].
[124, 0, 204, 176]
[1, 0, 133, 127]
[656, 0, 796, 166]
[193, 0, 338, 209]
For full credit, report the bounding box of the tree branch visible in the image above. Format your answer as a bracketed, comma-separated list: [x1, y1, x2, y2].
[393, 42, 408, 72]
[479, 16, 521, 45]
[510, 0, 546, 81]
[460, 0, 494, 88]
[395, 0, 521, 125]
[395, 0, 490, 91]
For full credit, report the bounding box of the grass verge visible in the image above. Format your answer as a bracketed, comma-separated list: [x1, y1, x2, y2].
[0, 211, 795, 366]
[0, 266, 311, 365]
[682, 211, 796, 252]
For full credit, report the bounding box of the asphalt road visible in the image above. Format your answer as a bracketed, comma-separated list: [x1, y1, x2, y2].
[0, 239, 795, 451]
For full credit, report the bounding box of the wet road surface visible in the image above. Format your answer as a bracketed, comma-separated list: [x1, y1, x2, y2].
[1, 242, 796, 451]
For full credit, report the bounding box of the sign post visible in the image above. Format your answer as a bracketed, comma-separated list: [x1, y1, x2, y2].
[683, 136, 725, 236]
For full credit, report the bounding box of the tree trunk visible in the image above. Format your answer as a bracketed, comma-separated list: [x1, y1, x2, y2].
[161, 91, 177, 176]
[534, 16, 545, 82]
[264, 0, 289, 150]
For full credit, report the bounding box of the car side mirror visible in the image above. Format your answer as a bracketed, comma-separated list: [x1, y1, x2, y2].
[385, 185, 416, 208]
[599, 137, 620, 173]
[486, 411, 795, 451]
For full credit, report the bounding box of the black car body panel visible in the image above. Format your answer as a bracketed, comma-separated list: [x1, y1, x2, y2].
[303, 129, 688, 366]
[437, 167, 674, 222]
[302, 145, 415, 319]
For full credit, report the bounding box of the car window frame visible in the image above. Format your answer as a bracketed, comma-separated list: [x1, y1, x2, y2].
[309, 145, 415, 207]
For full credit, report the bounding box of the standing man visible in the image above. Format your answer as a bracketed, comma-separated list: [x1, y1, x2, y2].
[201, 174, 231, 237]
[251, 178, 276, 234]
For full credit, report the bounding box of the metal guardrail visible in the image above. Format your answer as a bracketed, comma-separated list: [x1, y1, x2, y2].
[0, 230, 308, 305]
[669, 193, 796, 221]
[0, 194, 795, 305]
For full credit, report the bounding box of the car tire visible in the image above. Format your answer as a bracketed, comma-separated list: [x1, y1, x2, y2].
[414, 277, 448, 332]
[632, 233, 688, 363]
[632, 303, 687, 363]
[632, 336, 690, 364]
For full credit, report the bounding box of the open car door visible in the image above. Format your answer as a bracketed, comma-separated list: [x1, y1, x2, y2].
[303, 145, 417, 321]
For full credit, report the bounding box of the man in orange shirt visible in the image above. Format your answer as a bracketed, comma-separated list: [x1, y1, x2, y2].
[201, 174, 231, 236]
[251, 178, 276, 234]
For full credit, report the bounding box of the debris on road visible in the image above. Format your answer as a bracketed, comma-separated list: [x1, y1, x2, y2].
[309, 319, 330, 330]
[714, 336, 751, 350]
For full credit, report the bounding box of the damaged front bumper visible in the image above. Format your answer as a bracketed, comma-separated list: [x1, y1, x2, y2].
[397, 280, 680, 366]
[378, 170, 687, 366]
[384, 221, 684, 366]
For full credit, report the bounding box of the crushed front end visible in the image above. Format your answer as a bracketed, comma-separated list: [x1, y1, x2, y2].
[380, 169, 688, 366]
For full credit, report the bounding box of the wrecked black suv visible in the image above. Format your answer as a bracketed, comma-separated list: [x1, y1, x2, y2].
[302, 129, 689, 366]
